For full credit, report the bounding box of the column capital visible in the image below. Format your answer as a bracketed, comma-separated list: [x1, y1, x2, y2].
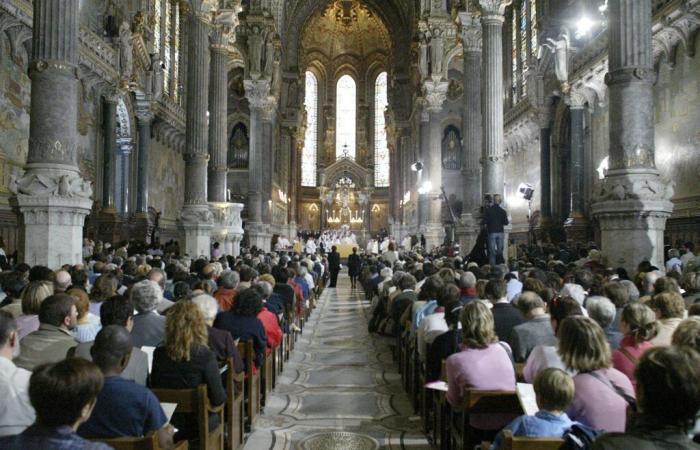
[187, 0, 218, 20]
[244, 79, 272, 109]
[478, 0, 512, 21]
[103, 88, 122, 104]
[423, 79, 449, 112]
[135, 108, 155, 124]
[566, 89, 588, 109]
[458, 12, 482, 53]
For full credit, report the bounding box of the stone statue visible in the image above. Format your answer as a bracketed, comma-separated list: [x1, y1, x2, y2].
[248, 28, 263, 76]
[150, 54, 164, 99]
[430, 29, 445, 76]
[543, 28, 570, 92]
[418, 34, 429, 79]
[119, 21, 134, 81]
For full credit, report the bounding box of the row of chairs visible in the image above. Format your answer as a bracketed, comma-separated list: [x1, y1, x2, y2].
[95, 281, 322, 450]
[394, 325, 566, 450]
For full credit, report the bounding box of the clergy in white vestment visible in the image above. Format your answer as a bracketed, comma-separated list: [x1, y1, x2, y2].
[305, 238, 317, 255]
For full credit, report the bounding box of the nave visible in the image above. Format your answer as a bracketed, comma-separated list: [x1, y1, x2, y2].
[244, 274, 431, 450]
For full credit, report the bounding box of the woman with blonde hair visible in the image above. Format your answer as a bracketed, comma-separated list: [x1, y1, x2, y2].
[671, 316, 700, 351]
[151, 301, 226, 442]
[16, 280, 54, 339]
[558, 316, 635, 432]
[611, 303, 658, 388]
[446, 301, 516, 437]
[648, 291, 685, 346]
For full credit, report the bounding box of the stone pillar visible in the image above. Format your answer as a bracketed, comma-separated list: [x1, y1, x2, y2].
[417, 107, 430, 230]
[13, 0, 93, 267]
[287, 127, 302, 236]
[564, 99, 588, 241]
[456, 11, 482, 256]
[423, 79, 448, 250]
[244, 79, 273, 251]
[592, 0, 673, 272]
[538, 111, 553, 237]
[130, 109, 154, 242]
[102, 95, 117, 210]
[207, 26, 229, 203]
[261, 111, 275, 225]
[179, 4, 214, 258]
[479, 0, 509, 199]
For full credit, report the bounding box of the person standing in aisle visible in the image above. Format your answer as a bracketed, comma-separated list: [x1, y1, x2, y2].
[483, 194, 509, 266]
[328, 246, 341, 288]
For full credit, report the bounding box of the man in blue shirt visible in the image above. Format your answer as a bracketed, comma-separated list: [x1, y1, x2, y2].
[78, 326, 174, 448]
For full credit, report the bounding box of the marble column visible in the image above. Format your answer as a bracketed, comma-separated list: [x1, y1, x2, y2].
[592, 0, 673, 272]
[130, 109, 154, 242]
[423, 79, 449, 250]
[244, 79, 273, 251]
[456, 11, 482, 256]
[478, 0, 509, 199]
[287, 127, 301, 237]
[14, 0, 93, 267]
[564, 99, 588, 241]
[207, 26, 229, 203]
[102, 96, 118, 210]
[179, 5, 214, 258]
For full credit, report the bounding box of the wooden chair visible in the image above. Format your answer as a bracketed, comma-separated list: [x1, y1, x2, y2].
[150, 385, 224, 450]
[237, 340, 260, 427]
[501, 430, 566, 450]
[225, 358, 246, 450]
[450, 390, 522, 450]
[261, 349, 273, 402]
[94, 432, 189, 450]
[431, 360, 450, 450]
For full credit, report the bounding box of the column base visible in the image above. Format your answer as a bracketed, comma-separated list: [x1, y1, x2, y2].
[209, 202, 244, 257]
[591, 169, 674, 273]
[129, 212, 153, 244]
[563, 214, 589, 243]
[179, 205, 214, 259]
[246, 222, 272, 252]
[423, 223, 445, 251]
[455, 213, 479, 257]
[95, 208, 124, 245]
[16, 194, 92, 267]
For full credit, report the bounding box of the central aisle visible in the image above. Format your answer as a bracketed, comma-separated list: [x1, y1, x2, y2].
[243, 274, 432, 450]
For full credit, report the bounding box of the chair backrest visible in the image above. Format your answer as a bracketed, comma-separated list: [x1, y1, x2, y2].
[94, 432, 190, 450]
[237, 340, 255, 374]
[463, 390, 522, 415]
[501, 430, 566, 450]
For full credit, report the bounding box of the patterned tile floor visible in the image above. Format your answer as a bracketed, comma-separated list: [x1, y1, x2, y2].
[243, 273, 432, 450]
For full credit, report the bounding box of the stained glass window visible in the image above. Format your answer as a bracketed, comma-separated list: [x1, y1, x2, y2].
[335, 75, 356, 160]
[520, 1, 529, 97]
[511, 11, 518, 105]
[301, 71, 318, 187]
[163, 0, 171, 94]
[374, 72, 390, 188]
[172, 1, 180, 102]
[530, 0, 538, 58]
[154, 0, 162, 54]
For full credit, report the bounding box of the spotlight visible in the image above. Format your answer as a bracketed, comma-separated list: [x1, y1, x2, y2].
[410, 162, 424, 172]
[418, 181, 432, 195]
[518, 183, 535, 201]
[575, 17, 596, 39]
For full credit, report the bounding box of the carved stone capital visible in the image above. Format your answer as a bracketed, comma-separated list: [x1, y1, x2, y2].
[423, 80, 449, 112]
[244, 79, 272, 109]
[188, 0, 218, 19]
[10, 169, 93, 200]
[604, 67, 656, 87]
[458, 12, 482, 52]
[594, 170, 675, 204]
[478, 0, 512, 20]
[566, 89, 588, 109]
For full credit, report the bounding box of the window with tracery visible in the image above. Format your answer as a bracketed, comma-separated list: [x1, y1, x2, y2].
[520, 1, 529, 97]
[511, 12, 519, 105]
[374, 72, 390, 187]
[510, 1, 539, 107]
[530, 0, 538, 58]
[442, 126, 462, 170]
[335, 75, 356, 160]
[302, 71, 318, 187]
[153, 0, 182, 102]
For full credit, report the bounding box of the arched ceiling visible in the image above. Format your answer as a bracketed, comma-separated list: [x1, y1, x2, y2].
[300, 1, 392, 66]
[283, 0, 414, 72]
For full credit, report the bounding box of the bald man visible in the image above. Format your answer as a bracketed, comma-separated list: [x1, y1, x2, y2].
[54, 271, 72, 293]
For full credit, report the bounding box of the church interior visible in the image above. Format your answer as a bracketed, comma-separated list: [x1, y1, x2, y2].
[0, 0, 700, 449]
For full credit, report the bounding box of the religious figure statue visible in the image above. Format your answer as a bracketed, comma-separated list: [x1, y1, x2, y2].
[543, 28, 571, 93]
[150, 54, 164, 100]
[248, 27, 264, 76]
[418, 33, 430, 79]
[430, 31, 445, 77]
[119, 21, 134, 82]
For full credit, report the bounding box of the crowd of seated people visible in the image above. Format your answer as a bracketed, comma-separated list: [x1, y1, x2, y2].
[362, 239, 700, 448]
[0, 241, 326, 448]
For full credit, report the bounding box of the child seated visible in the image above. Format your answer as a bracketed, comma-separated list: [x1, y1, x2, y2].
[490, 368, 575, 449]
